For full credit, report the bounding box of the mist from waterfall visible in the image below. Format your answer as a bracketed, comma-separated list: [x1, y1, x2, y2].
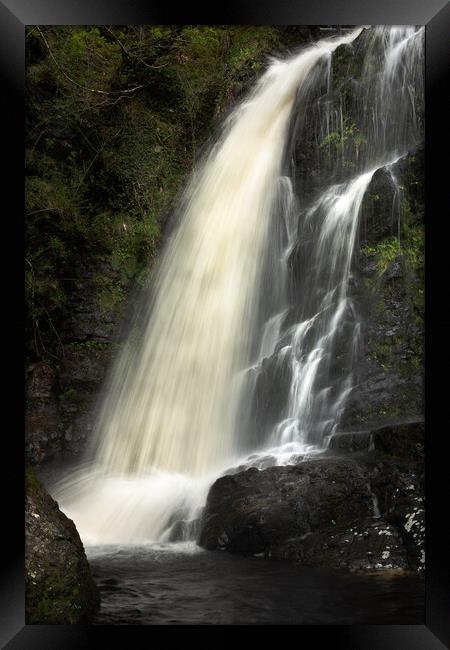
[53, 26, 423, 545]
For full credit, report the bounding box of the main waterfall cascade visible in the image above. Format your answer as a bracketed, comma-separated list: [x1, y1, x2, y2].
[53, 26, 424, 545]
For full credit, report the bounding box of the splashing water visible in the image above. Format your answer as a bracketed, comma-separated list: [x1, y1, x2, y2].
[271, 169, 377, 448]
[241, 25, 423, 456]
[53, 26, 423, 545]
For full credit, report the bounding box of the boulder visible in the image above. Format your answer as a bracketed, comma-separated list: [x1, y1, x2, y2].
[367, 453, 425, 572]
[199, 420, 425, 574]
[199, 458, 375, 556]
[328, 420, 424, 459]
[270, 517, 409, 573]
[25, 467, 99, 624]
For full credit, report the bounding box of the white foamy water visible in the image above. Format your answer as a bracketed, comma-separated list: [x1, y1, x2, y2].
[53, 466, 213, 544]
[270, 168, 377, 448]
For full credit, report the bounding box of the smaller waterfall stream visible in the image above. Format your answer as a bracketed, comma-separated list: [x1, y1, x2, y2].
[241, 25, 423, 458]
[270, 169, 376, 449]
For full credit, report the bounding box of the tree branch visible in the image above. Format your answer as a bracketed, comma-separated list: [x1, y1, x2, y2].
[36, 27, 147, 98]
[102, 26, 169, 70]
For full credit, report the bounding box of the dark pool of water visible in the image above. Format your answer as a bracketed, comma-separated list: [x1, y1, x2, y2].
[87, 543, 424, 625]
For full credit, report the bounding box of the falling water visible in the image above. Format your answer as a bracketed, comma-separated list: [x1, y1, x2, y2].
[242, 26, 423, 456]
[53, 26, 423, 544]
[271, 169, 377, 448]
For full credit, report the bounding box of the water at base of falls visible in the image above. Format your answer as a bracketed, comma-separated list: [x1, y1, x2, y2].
[52, 443, 320, 545]
[53, 466, 211, 545]
[88, 544, 424, 625]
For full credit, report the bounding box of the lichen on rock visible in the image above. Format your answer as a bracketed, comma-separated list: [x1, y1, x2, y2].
[25, 467, 99, 624]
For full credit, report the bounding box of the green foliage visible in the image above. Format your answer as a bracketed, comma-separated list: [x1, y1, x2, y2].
[96, 276, 125, 311]
[65, 340, 112, 351]
[362, 236, 400, 272]
[402, 224, 424, 271]
[362, 223, 424, 276]
[319, 131, 342, 149]
[319, 120, 367, 161]
[214, 27, 283, 114]
[25, 25, 312, 360]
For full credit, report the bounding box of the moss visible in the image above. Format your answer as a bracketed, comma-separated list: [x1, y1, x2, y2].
[25, 465, 40, 495]
[59, 387, 79, 402]
[347, 400, 410, 428]
[370, 340, 393, 372]
[66, 340, 114, 351]
[95, 276, 126, 313]
[28, 562, 89, 625]
[402, 224, 424, 271]
[361, 219, 424, 280]
[26, 466, 100, 623]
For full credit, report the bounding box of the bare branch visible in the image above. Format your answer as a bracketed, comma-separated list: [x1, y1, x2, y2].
[103, 26, 169, 70]
[35, 27, 147, 98]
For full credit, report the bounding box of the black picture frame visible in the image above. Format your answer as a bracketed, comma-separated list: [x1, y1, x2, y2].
[2, 1, 449, 647]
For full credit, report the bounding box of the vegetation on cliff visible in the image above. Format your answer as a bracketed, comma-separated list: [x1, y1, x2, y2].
[25, 25, 313, 363]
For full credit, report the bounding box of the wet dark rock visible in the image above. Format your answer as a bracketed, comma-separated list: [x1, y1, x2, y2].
[342, 148, 424, 432]
[371, 421, 424, 460]
[329, 420, 424, 458]
[26, 258, 130, 463]
[62, 310, 115, 343]
[222, 454, 282, 476]
[25, 467, 99, 624]
[245, 355, 292, 448]
[26, 363, 63, 464]
[384, 259, 403, 281]
[59, 264, 123, 343]
[199, 458, 374, 556]
[328, 431, 372, 453]
[365, 433, 425, 573]
[328, 422, 425, 572]
[59, 345, 111, 387]
[359, 167, 398, 245]
[167, 518, 201, 543]
[56, 344, 116, 456]
[270, 518, 408, 573]
[26, 344, 115, 463]
[200, 421, 424, 574]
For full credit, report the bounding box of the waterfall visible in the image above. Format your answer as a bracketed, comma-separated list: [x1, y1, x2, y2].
[243, 25, 424, 456]
[271, 169, 376, 448]
[53, 26, 423, 545]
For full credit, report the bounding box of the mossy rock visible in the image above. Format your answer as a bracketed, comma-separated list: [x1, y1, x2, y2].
[25, 467, 99, 624]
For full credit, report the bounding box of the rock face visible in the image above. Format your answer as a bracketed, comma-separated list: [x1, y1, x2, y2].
[199, 421, 424, 574]
[25, 261, 130, 465]
[25, 467, 99, 624]
[289, 26, 424, 434]
[26, 363, 63, 464]
[341, 150, 424, 431]
[200, 459, 374, 553]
